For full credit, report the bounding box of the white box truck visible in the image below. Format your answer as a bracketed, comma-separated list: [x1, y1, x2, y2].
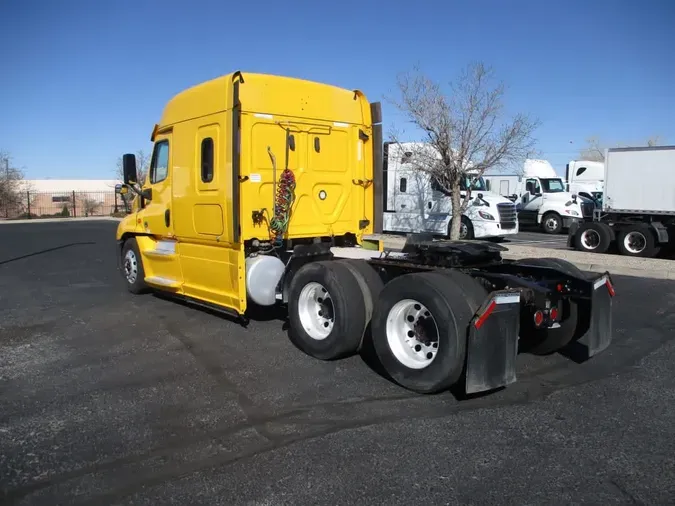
[381, 142, 519, 241]
[568, 146, 675, 258]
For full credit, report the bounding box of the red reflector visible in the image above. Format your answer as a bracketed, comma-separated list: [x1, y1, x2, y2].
[550, 307, 559, 320]
[533, 310, 544, 326]
[474, 300, 496, 330]
[606, 278, 615, 297]
[556, 284, 563, 292]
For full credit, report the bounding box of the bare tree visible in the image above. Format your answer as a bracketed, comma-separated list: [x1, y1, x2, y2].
[77, 195, 102, 217]
[387, 63, 539, 239]
[579, 135, 665, 162]
[116, 149, 150, 184]
[0, 150, 28, 219]
[116, 149, 150, 208]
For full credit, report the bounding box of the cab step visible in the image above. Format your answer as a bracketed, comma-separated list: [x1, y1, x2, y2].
[144, 276, 181, 289]
[143, 240, 178, 259]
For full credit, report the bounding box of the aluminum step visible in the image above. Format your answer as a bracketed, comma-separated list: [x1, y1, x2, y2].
[144, 276, 181, 289]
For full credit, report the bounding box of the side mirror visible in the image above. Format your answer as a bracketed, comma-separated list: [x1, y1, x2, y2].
[141, 188, 153, 201]
[122, 153, 138, 185]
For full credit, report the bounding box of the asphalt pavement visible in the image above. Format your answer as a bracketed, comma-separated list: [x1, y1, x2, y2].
[1, 221, 675, 505]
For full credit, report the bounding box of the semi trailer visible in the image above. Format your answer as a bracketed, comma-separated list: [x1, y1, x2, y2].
[568, 146, 675, 258]
[115, 71, 615, 395]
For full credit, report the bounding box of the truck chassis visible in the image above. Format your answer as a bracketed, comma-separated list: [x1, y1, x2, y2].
[568, 208, 675, 258]
[118, 233, 615, 396]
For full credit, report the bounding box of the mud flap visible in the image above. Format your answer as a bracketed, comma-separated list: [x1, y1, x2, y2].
[465, 290, 521, 395]
[578, 273, 614, 357]
[567, 220, 579, 248]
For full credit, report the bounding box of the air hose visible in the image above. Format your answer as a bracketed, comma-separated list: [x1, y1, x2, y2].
[269, 167, 296, 246]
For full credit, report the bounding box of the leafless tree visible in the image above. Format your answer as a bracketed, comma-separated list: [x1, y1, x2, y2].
[116, 149, 150, 184]
[0, 150, 28, 219]
[387, 63, 539, 240]
[77, 195, 102, 217]
[116, 149, 150, 207]
[579, 135, 665, 162]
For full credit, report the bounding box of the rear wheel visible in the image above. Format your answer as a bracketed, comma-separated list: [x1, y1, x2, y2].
[574, 222, 611, 254]
[370, 271, 474, 394]
[617, 224, 660, 258]
[514, 257, 583, 355]
[287, 260, 367, 360]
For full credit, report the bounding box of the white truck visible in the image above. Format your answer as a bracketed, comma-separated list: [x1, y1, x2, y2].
[484, 159, 592, 234]
[381, 142, 519, 240]
[568, 146, 675, 258]
[565, 159, 604, 205]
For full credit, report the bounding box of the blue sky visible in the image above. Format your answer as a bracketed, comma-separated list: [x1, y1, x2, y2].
[1, 0, 673, 179]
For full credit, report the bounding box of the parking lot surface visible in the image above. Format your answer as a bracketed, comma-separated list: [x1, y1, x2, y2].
[1, 221, 675, 505]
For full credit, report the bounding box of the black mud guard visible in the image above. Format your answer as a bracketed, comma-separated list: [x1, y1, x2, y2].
[465, 290, 522, 395]
[567, 220, 579, 248]
[577, 272, 615, 358]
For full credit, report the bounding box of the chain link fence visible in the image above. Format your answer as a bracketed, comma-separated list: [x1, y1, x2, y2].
[0, 190, 133, 220]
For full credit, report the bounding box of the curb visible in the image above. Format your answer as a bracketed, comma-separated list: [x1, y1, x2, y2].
[369, 235, 675, 281]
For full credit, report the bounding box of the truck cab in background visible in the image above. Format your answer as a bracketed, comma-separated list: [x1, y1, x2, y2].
[515, 159, 592, 234]
[565, 159, 604, 207]
[381, 142, 519, 240]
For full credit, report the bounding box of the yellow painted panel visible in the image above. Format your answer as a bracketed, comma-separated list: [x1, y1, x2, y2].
[193, 204, 224, 236]
[179, 242, 245, 312]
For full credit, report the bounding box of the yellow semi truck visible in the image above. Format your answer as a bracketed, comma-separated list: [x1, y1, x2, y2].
[115, 71, 615, 395]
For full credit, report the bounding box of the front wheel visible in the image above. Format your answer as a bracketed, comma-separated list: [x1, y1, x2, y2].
[448, 215, 474, 240]
[541, 212, 563, 234]
[121, 238, 149, 294]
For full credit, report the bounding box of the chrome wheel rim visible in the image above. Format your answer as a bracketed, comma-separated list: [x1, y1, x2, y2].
[385, 299, 439, 369]
[580, 229, 600, 250]
[623, 231, 646, 254]
[124, 249, 138, 284]
[298, 282, 334, 340]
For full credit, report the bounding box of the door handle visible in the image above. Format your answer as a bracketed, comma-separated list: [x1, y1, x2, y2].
[165, 208, 170, 227]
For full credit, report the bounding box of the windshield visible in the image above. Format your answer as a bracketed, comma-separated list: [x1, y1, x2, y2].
[460, 176, 487, 192]
[540, 178, 566, 193]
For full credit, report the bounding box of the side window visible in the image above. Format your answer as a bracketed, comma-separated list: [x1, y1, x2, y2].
[399, 177, 407, 192]
[576, 167, 587, 176]
[201, 137, 214, 183]
[150, 140, 169, 184]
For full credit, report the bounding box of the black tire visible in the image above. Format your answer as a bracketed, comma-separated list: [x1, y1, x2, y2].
[336, 259, 386, 351]
[448, 215, 474, 240]
[370, 271, 474, 394]
[574, 222, 611, 254]
[616, 224, 660, 258]
[438, 269, 490, 312]
[514, 257, 581, 355]
[121, 237, 149, 294]
[541, 211, 563, 234]
[287, 260, 367, 361]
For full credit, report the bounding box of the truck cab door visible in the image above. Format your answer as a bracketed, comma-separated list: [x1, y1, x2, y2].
[141, 135, 174, 238]
[518, 178, 542, 225]
[136, 132, 183, 288]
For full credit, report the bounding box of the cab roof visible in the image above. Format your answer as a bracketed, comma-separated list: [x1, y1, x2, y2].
[155, 71, 372, 134]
